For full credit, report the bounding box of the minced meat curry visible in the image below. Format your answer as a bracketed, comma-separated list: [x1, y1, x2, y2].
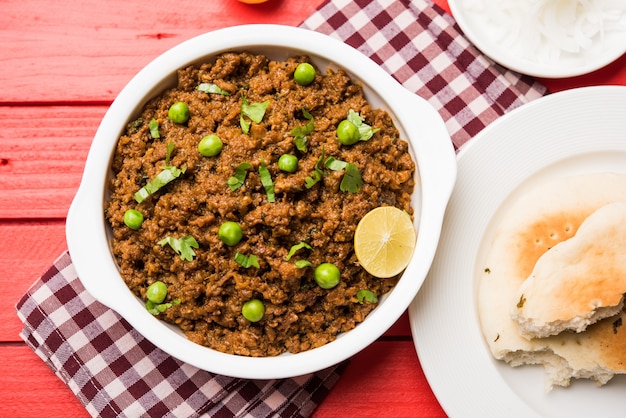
[106, 52, 416, 356]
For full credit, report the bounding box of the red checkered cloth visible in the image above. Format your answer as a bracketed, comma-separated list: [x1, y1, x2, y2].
[301, 0, 546, 149]
[16, 1, 547, 417]
[17, 251, 344, 418]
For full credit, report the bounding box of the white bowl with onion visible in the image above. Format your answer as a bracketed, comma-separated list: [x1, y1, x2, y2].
[449, 0, 626, 78]
[66, 24, 456, 379]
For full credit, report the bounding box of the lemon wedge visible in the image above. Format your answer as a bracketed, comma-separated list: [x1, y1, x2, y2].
[354, 206, 417, 278]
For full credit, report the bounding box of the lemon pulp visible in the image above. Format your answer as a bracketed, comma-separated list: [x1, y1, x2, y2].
[354, 206, 417, 278]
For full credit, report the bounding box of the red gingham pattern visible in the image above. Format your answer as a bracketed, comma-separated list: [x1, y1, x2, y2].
[16, 1, 548, 416]
[300, 0, 547, 149]
[16, 252, 345, 418]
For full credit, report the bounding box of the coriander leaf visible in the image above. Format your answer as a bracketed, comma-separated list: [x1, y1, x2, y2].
[227, 162, 252, 191]
[134, 166, 186, 203]
[340, 163, 363, 193]
[197, 83, 229, 95]
[304, 171, 322, 189]
[286, 242, 312, 261]
[258, 162, 275, 202]
[324, 157, 348, 171]
[149, 118, 160, 139]
[357, 289, 378, 304]
[240, 97, 270, 134]
[307, 153, 363, 193]
[305, 150, 327, 189]
[234, 252, 260, 268]
[135, 142, 187, 203]
[158, 235, 199, 261]
[291, 109, 314, 152]
[346, 109, 379, 141]
[240, 114, 251, 134]
[242, 99, 270, 123]
[346, 110, 364, 126]
[295, 260, 313, 269]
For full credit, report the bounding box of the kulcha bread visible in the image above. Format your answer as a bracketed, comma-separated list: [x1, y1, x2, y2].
[478, 172, 626, 389]
[512, 201, 626, 339]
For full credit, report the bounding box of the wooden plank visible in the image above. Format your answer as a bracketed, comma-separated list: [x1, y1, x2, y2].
[0, 0, 322, 103]
[1, 340, 441, 418]
[314, 340, 446, 417]
[0, 106, 105, 218]
[2, 220, 67, 341]
[0, 344, 91, 417]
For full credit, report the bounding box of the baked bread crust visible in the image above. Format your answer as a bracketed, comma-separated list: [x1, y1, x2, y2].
[478, 172, 626, 389]
[512, 202, 626, 339]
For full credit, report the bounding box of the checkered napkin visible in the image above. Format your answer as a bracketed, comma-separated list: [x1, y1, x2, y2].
[17, 251, 345, 418]
[301, 0, 547, 149]
[16, 1, 548, 417]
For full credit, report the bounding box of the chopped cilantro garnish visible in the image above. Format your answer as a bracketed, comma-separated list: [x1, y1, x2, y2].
[324, 157, 347, 171]
[305, 152, 363, 193]
[305, 150, 327, 189]
[197, 83, 229, 95]
[148, 118, 160, 139]
[347, 109, 379, 141]
[134, 142, 186, 203]
[304, 170, 322, 189]
[234, 252, 260, 268]
[357, 289, 378, 304]
[258, 162, 275, 202]
[340, 163, 364, 193]
[146, 298, 181, 315]
[227, 162, 252, 191]
[158, 235, 199, 261]
[286, 242, 312, 261]
[291, 109, 314, 152]
[295, 260, 314, 269]
[240, 97, 270, 134]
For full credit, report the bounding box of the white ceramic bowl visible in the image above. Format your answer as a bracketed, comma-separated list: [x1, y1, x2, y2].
[448, 0, 626, 78]
[66, 24, 456, 379]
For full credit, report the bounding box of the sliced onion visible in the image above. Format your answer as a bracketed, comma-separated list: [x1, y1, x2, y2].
[465, 0, 626, 64]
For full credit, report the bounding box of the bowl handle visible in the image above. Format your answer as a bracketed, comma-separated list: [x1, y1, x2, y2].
[399, 87, 457, 259]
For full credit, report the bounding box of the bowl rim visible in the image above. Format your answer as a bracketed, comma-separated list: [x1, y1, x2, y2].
[66, 24, 456, 379]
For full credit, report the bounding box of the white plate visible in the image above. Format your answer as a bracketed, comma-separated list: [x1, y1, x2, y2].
[409, 85, 626, 417]
[448, 0, 626, 78]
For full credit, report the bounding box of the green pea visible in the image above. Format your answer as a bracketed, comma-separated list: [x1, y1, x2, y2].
[168, 101, 190, 124]
[146, 281, 168, 304]
[294, 62, 315, 86]
[277, 154, 298, 173]
[198, 134, 223, 157]
[218, 221, 243, 246]
[314, 262, 341, 289]
[336, 119, 360, 145]
[242, 298, 265, 322]
[123, 209, 144, 230]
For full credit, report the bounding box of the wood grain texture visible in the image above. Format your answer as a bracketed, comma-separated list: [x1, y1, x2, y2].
[0, 106, 105, 218]
[1, 220, 67, 341]
[0, 0, 322, 103]
[310, 341, 447, 417]
[2, 0, 624, 416]
[0, 345, 98, 418]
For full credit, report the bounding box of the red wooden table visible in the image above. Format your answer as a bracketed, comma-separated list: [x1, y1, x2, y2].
[1, 1, 624, 416]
